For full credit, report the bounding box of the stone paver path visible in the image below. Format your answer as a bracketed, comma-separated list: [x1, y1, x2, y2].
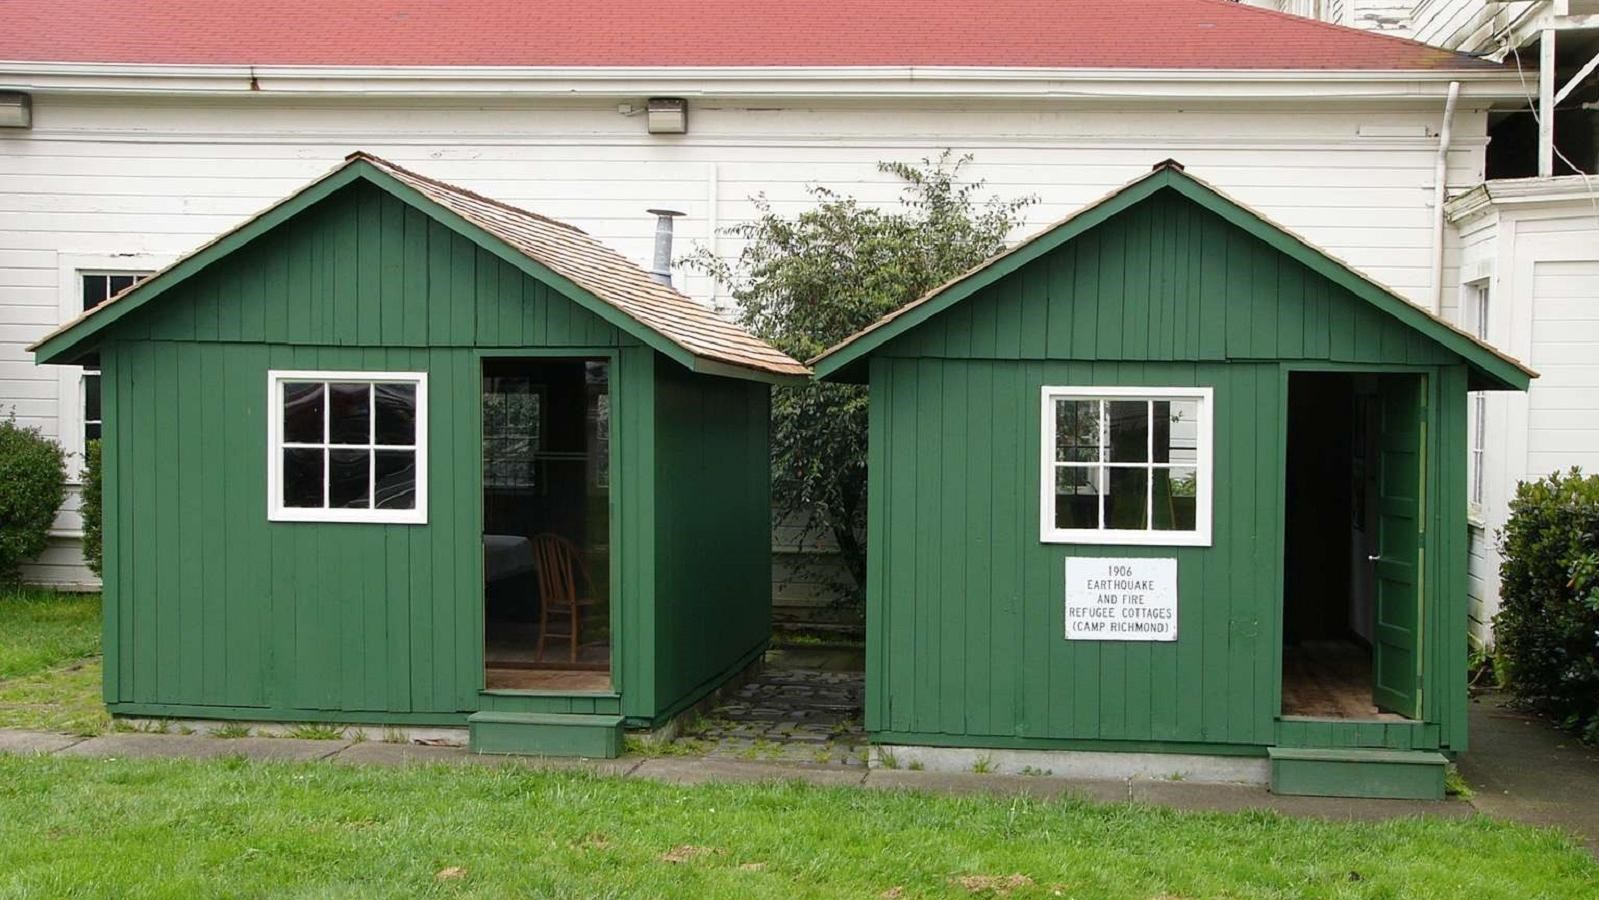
[681, 665, 867, 767]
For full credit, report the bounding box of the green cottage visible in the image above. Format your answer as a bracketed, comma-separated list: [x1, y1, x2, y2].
[813, 161, 1534, 799]
[30, 153, 809, 757]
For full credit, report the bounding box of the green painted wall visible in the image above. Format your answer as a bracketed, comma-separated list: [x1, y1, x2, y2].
[650, 357, 772, 721]
[865, 189, 1471, 753]
[95, 180, 767, 725]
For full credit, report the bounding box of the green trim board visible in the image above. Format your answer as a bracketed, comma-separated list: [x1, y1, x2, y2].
[872, 732, 1269, 757]
[31, 156, 800, 385]
[811, 161, 1533, 392]
[108, 703, 473, 727]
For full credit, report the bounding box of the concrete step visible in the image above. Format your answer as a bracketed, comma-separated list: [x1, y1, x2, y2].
[1268, 746, 1447, 800]
[467, 712, 623, 759]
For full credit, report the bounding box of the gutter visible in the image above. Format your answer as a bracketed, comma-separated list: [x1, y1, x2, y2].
[0, 62, 1531, 102]
[1429, 80, 1461, 315]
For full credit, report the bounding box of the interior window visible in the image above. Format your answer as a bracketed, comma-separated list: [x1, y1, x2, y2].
[269, 372, 427, 524]
[1042, 387, 1212, 546]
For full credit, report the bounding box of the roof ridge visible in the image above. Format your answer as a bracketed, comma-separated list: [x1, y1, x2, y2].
[343, 151, 589, 236]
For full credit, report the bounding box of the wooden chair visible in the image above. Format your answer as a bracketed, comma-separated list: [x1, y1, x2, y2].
[532, 533, 598, 664]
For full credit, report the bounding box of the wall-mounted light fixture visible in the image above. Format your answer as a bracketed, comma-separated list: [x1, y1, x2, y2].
[0, 92, 32, 129]
[646, 97, 687, 135]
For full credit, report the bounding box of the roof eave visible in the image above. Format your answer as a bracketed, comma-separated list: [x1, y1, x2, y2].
[0, 62, 1527, 101]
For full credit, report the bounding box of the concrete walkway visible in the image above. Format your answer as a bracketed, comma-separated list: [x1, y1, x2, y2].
[1459, 692, 1599, 855]
[0, 726, 1472, 823]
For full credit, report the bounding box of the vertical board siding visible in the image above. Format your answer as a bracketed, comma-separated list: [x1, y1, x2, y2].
[880, 191, 1458, 368]
[648, 358, 771, 722]
[869, 188, 1469, 751]
[139, 182, 629, 351]
[876, 357, 1269, 746]
[100, 181, 652, 719]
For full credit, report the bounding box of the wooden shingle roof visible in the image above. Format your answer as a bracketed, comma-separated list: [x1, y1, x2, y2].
[32, 153, 808, 381]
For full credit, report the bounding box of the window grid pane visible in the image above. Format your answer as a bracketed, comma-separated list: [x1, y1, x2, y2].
[1050, 392, 1203, 537]
[279, 378, 420, 513]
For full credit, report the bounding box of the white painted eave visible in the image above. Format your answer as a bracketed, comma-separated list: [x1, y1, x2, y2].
[1447, 174, 1599, 222]
[0, 61, 1529, 101]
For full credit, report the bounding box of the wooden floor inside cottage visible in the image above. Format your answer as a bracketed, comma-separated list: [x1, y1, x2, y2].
[1280, 641, 1406, 721]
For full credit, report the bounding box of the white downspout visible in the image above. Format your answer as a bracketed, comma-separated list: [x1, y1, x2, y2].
[1429, 80, 1461, 315]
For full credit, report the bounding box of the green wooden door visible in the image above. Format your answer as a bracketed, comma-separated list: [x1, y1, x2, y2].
[1371, 373, 1425, 719]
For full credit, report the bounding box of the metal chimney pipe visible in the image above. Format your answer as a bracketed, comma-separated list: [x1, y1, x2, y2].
[646, 208, 685, 286]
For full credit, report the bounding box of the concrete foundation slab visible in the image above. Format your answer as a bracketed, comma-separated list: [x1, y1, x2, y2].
[632, 757, 866, 787]
[58, 733, 349, 762]
[865, 769, 1130, 803]
[131, 719, 468, 747]
[0, 730, 87, 755]
[875, 745, 1270, 784]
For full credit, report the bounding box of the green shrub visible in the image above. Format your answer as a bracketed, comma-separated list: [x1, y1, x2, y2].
[0, 417, 67, 583]
[1495, 468, 1599, 743]
[81, 439, 103, 579]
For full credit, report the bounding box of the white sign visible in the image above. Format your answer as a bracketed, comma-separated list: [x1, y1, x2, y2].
[1065, 557, 1178, 641]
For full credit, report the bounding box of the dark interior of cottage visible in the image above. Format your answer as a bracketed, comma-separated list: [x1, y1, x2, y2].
[481, 357, 613, 692]
[1281, 373, 1405, 721]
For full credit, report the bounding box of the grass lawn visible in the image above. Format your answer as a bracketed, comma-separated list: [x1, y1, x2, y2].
[0, 757, 1593, 899]
[0, 588, 106, 735]
[0, 590, 1593, 896]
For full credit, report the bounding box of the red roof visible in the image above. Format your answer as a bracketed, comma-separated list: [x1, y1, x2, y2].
[1, 0, 1495, 70]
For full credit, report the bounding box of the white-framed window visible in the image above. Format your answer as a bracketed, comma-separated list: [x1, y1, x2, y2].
[1040, 386, 1214, 546]
[266, 370, 428, 524]
[1466, 280, 1490, 511]
[54, 253, 171, 479]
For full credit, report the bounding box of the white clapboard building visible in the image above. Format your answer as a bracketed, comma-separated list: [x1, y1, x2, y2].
[1242, 0, 1599, 645]
[0, 1, 1531, 604]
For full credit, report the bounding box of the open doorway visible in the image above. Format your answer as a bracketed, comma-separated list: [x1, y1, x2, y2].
[482, 357, 612, 692]
[1281, 372, 1423, 721]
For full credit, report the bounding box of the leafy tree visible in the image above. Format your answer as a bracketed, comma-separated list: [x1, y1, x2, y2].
[687, 153, 1034, 603]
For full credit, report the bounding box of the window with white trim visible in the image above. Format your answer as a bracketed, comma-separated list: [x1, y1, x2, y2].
[1041, 386, 1213, 546]
[267, 371, 427, 524]
[1466, 281, 1489, 510]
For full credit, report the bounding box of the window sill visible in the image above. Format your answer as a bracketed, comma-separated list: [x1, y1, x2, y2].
[268, 510, 427, 525]
[1040, 529, 1212, 548]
